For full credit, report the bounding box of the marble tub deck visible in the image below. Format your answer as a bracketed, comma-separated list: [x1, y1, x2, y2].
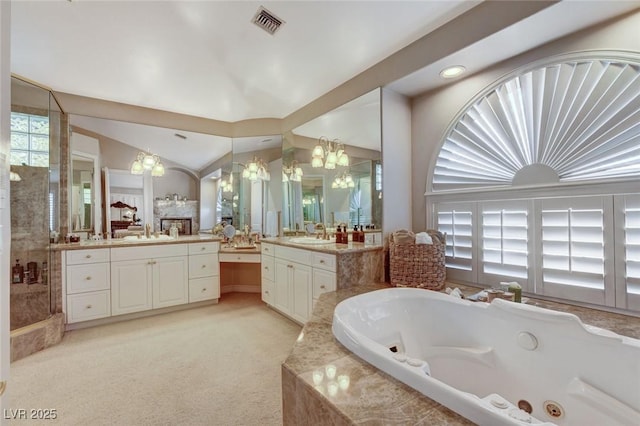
[282, 284, 640, 425]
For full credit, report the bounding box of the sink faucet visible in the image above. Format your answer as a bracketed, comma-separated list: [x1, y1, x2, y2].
[145, 223, 151, 238]
[315, 223, 328, 240]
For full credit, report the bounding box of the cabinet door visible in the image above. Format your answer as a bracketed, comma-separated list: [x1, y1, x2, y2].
[111, 260, 152, 315]
[274, 259, 291, 313]
[291, 263, 312, 323]
[153, 256, 189, 308]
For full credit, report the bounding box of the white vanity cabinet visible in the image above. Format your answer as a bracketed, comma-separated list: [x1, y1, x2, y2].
[65, 248, 111, 323]
[111, 244, 188, 315]
[188, 242, 220, 303]
[261, 243, 275, 304]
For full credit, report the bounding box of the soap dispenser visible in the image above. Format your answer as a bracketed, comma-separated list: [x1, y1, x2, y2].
[12, 259, 24, 284]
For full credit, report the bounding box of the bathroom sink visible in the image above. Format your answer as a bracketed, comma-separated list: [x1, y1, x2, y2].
[122, 235, 175, 242]
[288, 237, 332, 245]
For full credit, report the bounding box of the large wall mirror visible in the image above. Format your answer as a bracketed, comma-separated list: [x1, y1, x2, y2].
[230, 135, 282, 236]
[284, 88, 382, 235]
[68, 115, 233, 238]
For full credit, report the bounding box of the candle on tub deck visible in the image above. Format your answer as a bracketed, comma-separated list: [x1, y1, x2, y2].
[325, 364, 337, 379]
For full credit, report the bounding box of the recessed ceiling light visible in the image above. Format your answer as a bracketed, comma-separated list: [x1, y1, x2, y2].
[440, 65, 466, 79]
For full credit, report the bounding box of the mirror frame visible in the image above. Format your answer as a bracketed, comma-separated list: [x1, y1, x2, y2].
[69, 149, 102, 237]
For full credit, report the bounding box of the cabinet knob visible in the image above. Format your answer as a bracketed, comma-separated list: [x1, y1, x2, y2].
[202, 288, 207, 292]
[201, 247, 206, 251]
[201, 264, 206, 268]
[320, 260, 326, 264]
[85, 254, 92, 258]
[265, 290, 269, 294]
[264, 248, 269, 252]
[86, 304, 92, 309]
[237, 256, 241, 260]
[264, 266, 269, 270]
[287, 264, 293, 268]
[85, 276, 92, 281]
[320, 285, 326, 289]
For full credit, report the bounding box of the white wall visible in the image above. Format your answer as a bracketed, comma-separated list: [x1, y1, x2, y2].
[199, 178, 216, 230]
[411, 10, 640, 231]
[152, 169, 196, 200]
[0, 0, 10, 411]
[381, 87, 412, 236]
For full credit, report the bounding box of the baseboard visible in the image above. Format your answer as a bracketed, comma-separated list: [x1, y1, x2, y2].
[65, 299, 219, 331]
[221, 285, 261, 294]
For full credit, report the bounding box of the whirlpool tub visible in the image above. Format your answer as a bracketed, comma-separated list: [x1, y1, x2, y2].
[332, 287, 640, 426]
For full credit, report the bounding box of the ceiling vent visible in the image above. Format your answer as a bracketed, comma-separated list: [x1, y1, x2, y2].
[252, 6, 284, 35]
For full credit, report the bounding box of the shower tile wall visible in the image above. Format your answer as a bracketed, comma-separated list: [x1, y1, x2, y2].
[10, 165, 50, 330]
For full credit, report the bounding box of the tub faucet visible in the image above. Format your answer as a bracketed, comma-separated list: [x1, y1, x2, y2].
[145, 223, 151, 238]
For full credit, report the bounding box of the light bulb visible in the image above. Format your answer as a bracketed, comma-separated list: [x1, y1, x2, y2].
[311, 157, 324, 168]
[312, 144, 324, 158]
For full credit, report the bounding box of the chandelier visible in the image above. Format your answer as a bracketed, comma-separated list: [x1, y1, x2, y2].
[311, 137, 349, 169]
[241, 156, 270, 181]
[282, 161, 303, 182]
[131, 150, 165, 177]
[220, 174, 233, 192]
[331, 171, 355, 189]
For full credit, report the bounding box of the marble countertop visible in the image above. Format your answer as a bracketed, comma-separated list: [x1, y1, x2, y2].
[283, 283, 640, 425]
[52, 235, 223, 251]
[261, 237, 382, 254]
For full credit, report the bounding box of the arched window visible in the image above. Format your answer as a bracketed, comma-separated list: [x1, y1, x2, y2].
[429, 52, 640, 313]
[432, 52, 640, 192]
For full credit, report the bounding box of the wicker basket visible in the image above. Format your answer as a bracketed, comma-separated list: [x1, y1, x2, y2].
[389, 229, 446, 290]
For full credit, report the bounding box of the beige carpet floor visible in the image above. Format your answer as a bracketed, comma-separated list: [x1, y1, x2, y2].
[8, 293, 302, 425]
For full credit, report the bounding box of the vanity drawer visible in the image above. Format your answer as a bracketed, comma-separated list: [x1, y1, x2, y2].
[261, 255, 275, 281]
[189, 253, 219, 278]
[189, 276, 220, 302]
[67, 263, 110, 294]
[188, 242, 220, 255]
[219, 252, 261, 263]
[261, 243, 274, 256]
[262, 277, 274, 305]
[111, 244, 188, 261]
[66, 248, 110, 265]
[274, 245, 312, 265]
[312, 252, 336, 272]
[67, 290, 111, 323]
[312, 269, 336, 299]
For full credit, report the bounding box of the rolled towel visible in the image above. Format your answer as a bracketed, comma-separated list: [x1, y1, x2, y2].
[415, 232, 432, 245]
[393, 229, 415, 244]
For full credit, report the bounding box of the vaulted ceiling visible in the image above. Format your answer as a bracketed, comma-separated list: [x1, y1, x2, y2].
[10, 1, 640, 171]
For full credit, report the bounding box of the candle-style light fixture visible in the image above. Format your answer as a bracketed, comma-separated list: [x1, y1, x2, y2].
[282, 160, 304, 182]
[311, 137, 349, 169]
[220, 173, 233, 192]
[331, 171, 355, 189]
[130, 150, 165, 177]
[241, 156, 270, 181]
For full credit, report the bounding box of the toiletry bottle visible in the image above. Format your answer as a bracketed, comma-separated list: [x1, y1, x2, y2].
[352, 226, 358, 242]
[12, 259, 24, 284]
[359, 225, 365, 242]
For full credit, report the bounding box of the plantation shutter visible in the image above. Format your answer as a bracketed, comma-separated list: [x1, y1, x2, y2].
[435, 202, 475, 282]
[479, 201, 531, 289]
[536, 196, 614, 306]
[614, 194, 640, 311]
